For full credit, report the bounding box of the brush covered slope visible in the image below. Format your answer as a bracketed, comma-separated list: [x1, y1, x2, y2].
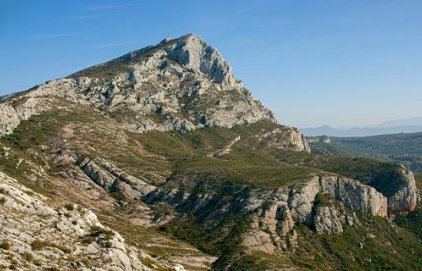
[0, 34, 421, 271]
[334, 133, 422, 172]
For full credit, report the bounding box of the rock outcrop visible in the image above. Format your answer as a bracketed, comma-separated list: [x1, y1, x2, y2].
[77, 156, 156, 199]
[145, 174, 388, 255]
[256, 126, 310, 153]
[313, 204, 358, 234]
[387, 166, 420, 214]
[241, 176, 386, 254]
[306, 135, 331, 144]
[0, 171, 183, 271]
[0, 96, 51, 137]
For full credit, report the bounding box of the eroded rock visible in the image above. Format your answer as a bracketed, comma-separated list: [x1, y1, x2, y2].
[0, 171, 184, 270]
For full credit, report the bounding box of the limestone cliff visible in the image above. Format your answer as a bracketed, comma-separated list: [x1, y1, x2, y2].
[387, 166, 420, 214]
[145, 174, 388, 255]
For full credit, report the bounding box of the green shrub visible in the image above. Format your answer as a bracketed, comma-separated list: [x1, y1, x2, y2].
[31, 239, 48, 250]
[140, 257, 155, 268]
[90, 226, 114, 239]
[80, 258, 90, 266]
[0, 241, 11, 250]
[23, 251, 34, 261]
[25, 190, 34, 196]
[51, 243, 71, 253]
[82, 226, 115, 247]
[314, 192, 332, 207]
[64, 203, 74, 211]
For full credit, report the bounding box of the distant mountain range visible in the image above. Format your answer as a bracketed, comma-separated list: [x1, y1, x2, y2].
[301, 116, 422, 137]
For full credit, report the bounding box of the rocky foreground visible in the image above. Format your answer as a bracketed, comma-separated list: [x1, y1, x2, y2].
[0, 171, 188, 271]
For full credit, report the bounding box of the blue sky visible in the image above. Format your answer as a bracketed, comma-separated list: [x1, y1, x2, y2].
[1, 0, 421, 128]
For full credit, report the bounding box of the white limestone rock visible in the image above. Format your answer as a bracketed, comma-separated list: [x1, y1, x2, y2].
[0, 171, 183, 271]
[388, 166, 420, 213]
[256, 126, 310, 153]
[313, 205, 345, 234]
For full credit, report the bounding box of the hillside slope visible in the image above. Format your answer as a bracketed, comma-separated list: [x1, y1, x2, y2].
[332, 132, 422, 172]
[309, 132, 422, 172]
[0, 34, 421, 270]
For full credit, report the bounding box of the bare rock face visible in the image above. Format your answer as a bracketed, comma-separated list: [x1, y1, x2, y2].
[0, 103, 20, 135]
[264, 175, 386, 229]
[318, 176, 388, 217]
[287, 176, 388, 225]
[388, 166, 420, 214]
[67, 34, 275, 132]
[77, 156, 156, 199]
[241, 176, 386, 254]
[163, 34, 238, 89]
[257, 126, 310, 153]
[0, 95, 53, 138]
[0, 78, 88, 137]
[314, 205, 345, 234]
[0, 171, 186, 271]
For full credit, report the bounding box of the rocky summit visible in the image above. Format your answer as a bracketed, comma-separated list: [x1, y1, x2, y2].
[0, 34, 277, 135]
[1, 34, 422, 270]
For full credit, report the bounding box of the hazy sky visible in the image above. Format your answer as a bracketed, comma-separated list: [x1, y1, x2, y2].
[1, 0, 421, 128]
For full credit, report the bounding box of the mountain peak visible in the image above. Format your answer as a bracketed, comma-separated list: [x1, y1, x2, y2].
[1, 34, 276, 135]
[71, 33, 237, 88]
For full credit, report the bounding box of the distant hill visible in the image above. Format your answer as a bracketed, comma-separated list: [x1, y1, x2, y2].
[375, 116, 422, 128]
[302, 122, 422, 137]
[309, 131, 422, 172]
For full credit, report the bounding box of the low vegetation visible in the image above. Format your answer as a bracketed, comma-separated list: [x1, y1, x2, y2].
[64, 203, 74, 211]
[312, 132, 422, 171]
[159, 212, 251, 259]
[23, 251, 34, 261]
[0, 241, 11, 250]
[313, 192, 332, 207]
[31, 239, 48, 251]
[82, 226, 115, 248]
[273, 149, 406, 197]
[292, 215, 422, 271]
